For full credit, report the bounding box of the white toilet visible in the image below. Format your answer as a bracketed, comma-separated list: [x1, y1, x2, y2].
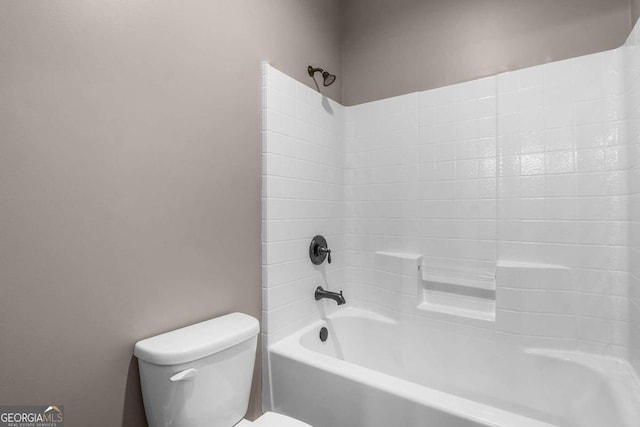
[134, 312, 310, 427]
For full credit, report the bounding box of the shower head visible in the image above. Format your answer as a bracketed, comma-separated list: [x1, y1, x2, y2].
[308, 66, 336, 87]
[322, 71, 336, 86]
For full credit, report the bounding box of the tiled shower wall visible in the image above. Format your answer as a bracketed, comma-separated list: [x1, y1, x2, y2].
[264, 18, 640, 375]
[343, 48, 628, 355]
[418, 78, 498, 276]
[495, 50, 628, 354]
[342, 78, 498, 277]
[343, 93, 421, 301]
[262, 64, 344, 344]
[343, 79, 501, 323]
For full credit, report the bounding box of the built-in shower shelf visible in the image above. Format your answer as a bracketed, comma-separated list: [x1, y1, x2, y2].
[372, 251, 498, 322]
[417, 301, 495, 322]
[419, 266, 496, 322]
[421, 268, 495, 291]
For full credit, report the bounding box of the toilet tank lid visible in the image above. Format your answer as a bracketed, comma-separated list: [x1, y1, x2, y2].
[134, 312, 259, 365]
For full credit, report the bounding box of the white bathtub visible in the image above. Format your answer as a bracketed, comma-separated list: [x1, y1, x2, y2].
[268, 308, 640, 427]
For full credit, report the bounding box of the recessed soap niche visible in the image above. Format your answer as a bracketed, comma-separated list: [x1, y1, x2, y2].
[420, 265, 496, 321]
[375, 251, 497, 322]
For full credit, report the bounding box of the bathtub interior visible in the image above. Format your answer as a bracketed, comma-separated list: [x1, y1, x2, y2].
[279, 308, 640, 427]
[269, 345, 498, 427]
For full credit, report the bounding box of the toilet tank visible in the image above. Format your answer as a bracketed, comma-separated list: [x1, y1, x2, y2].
[134, 313, 260, 427]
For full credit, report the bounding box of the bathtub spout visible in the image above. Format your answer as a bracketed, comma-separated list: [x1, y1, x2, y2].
[315, 286, 346, 305]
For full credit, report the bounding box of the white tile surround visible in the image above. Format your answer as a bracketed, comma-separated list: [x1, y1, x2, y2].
[495, 48, 630, 356]
[262, 64, 345, 344]
[263, 19, 640, 387]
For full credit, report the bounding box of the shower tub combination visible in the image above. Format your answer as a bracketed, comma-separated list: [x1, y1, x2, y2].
[268, 308, 640, 427]
[262, 17, 640, 425]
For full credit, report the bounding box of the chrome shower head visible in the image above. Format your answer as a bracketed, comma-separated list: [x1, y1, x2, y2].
[308, 66, 336, 87]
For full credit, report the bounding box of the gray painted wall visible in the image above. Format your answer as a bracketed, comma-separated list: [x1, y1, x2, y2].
[0, 1, 340, 425]
[341, 0, 633, 105]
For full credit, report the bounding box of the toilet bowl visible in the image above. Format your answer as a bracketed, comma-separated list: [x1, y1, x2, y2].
[134, 312, 310, 427]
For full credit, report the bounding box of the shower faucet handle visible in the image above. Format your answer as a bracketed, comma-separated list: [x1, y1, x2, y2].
[309, 235, 332, 265]
[318, 245, 332, 264]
